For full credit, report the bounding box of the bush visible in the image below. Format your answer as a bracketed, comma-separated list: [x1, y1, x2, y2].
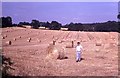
[1, 55, 14, 77]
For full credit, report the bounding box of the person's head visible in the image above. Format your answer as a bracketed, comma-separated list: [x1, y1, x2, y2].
[77, 42, 80, 45]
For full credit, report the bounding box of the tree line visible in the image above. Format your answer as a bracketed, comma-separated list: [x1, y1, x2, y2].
[0, 16, 61, 30]
[0, 16, 120, 32]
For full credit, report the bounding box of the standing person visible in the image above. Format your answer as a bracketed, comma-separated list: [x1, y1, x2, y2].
[76, 42, 83, 62]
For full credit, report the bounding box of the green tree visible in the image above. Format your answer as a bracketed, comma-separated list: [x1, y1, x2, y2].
[31, 20, 40, 29]
[49, 21, 61, 30]
[1, 16, 12, 28]
[117, 12, 120, 32]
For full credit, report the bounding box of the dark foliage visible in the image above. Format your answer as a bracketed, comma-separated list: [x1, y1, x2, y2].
[117, 12, 120, 32]
[12, 24, 18, 27]
[1, 16, 119, 32]
[117, 12, 120, 19]
[45, 21, 50, 29]
[18, 22, 31, 26]
[1, 16, 13, 28]
[31, 20, 40, 29]
[68, 22, 83, 31]
[65, 21, 119, 32]
[49, 21, 61, 30]
[1, 54, 14, 78]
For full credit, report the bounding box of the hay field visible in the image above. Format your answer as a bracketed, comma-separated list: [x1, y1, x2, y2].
[1, 27, 118, 76]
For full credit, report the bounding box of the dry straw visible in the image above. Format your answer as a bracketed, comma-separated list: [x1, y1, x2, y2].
[46, 41, 66, 60]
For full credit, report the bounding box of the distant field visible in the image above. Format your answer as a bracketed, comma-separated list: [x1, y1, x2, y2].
[2, 27, 118, 76]
[22, 25, 68, 31]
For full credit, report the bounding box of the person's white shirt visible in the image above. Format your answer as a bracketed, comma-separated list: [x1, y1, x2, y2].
[76, 45, 83, 52]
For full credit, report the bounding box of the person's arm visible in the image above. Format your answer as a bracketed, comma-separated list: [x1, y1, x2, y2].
[80, 45, 83, 52]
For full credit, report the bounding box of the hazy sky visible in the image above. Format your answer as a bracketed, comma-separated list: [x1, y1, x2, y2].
[2, 0, 119, 2]
[2, 2, 119, 25]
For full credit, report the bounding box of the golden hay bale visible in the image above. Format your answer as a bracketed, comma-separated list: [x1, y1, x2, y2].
[57, 46, 66, 59]
[6, 41, 12, 45]
[46, 48, 59, 60]
[13, 38, 16, 41]
[37, 38, 41, 43]
[4, 35, 7, 38]
[27, 38, 31, 42]
[18, 36, 21, 38]
[65, 41, 74, 48]
[53, 40, 56, 45]
[47, 44, 54, 54]
[27, 39, 30, 42]
[28, 38, 31, 40]
[95, 49, 100, 52]
[46, 44, 58, 59]
[96, 42, 102, 46]
[46, 44, 66, 60]
[44, 33, 46, 35]
[2, 37, 5, 39]
[58, 40, 62, 43]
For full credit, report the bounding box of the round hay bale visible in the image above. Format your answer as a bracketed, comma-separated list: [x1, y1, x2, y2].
[57, 46, 66, 59]
[65, 41, 74, 48]
[95, 49, 100, 52]
[37, 38, 41, 43]
[2, 37, 5, 39]
[13, 38, 16, 41]
[46, 44, 66, 60]
[96, 42, 102, 46]
[47, 44, 54, 54]
[19, 36, 21, 38]
[72, 41, 74, 48]
[58, 40, 62, 43]
[28, 38, 31, 40]
[6, 30, 9, 32]
[27, 39, 31, 42]
[46, 44, 58, 59]
[27, 38, 31, 42]
[53, 40, 56, 45]
[4, 35, 7, 38]
[6, 41, 12, 45]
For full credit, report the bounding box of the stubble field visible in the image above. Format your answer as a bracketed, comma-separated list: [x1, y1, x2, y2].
[1, 27, 119, 76]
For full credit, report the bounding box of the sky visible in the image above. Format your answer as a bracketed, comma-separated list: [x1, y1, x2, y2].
[2, 0, 119, 2]
[2, 2, 119, 25]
